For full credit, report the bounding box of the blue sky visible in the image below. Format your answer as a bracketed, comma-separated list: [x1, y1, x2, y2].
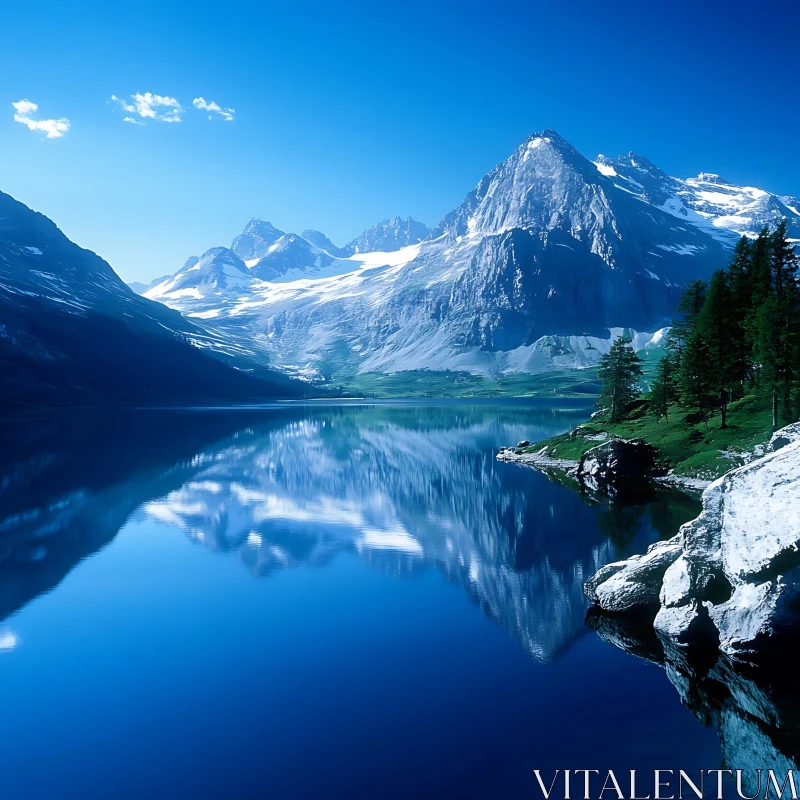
[1, 0, 798, 283]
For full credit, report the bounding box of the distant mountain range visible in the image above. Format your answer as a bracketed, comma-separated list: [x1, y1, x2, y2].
[137, 130, 800, 383]
[0, 190, 302, 407]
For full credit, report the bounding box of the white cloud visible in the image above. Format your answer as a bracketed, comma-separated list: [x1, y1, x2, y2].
[12, 99, 70, 139]
[111, 92, 183, 124]
[193, 97, 235, 122]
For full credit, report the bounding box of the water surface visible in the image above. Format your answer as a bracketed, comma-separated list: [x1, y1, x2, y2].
[0, 401, 732, 798]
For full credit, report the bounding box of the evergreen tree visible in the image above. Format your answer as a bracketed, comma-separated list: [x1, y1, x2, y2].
[650, 355, 678, 422]
[745, 228, 775, 373]
[752, 295, 781, 424]
[726, 236, 754, 391]
[753, 220, 800, 426]
[696, 269, 736, 427]
[598, 336, 643, 422]
[655, 222, 799, 434]
[678, 329, 716, 427]
[667, 279, 707, 359]
[727, 236, 752, 301]
[749, 228, 774, 308]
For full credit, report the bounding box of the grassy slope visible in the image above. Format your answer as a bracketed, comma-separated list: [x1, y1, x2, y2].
[335, 369, 601, 399]
[525, 394, 777, 480]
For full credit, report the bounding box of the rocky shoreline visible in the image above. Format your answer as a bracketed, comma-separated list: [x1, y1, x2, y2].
[498, 424, 800, 663]
[585, 423, 800, 663]
[496, 445, 578, 472]
[497, 436, 711, 494]
[498, 436, 686, 496]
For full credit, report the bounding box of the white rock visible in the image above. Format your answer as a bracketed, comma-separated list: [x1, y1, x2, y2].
[653, 601, 701, 640]
[586, 424, 800, 661]
[659, 554, 693, 608]
[589, 539, 682, 612]
[769, 423, 800, 451]
[717, 441, 800, 581]
[708, 568, 800, 658]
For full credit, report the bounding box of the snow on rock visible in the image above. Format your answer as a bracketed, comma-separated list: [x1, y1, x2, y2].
[769, 423, 800, 451]
[584, 539, 682, 612]
[345, 216, 430, 254]
[586, 425, 800, 662]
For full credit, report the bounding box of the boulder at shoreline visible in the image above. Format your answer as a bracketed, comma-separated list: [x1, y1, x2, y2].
[585, 424, 800, 663]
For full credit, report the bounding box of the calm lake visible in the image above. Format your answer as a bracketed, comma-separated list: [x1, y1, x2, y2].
[0, 400, 738, 798]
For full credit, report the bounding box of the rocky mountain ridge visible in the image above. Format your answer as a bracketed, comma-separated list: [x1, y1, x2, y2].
[139, 130, 800, 383]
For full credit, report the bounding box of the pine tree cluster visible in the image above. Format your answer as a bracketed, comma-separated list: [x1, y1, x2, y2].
[649, 221, 800, 429]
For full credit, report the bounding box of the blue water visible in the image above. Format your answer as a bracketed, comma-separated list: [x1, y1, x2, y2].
[0, 401, 723, 798]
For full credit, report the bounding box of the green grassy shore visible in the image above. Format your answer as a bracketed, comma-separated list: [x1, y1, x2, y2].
[521, 394, 777, 481]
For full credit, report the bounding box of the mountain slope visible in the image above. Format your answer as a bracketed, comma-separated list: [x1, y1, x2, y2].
[0, 191, 302, 406]
[128, 274, 170, 294]
[143, 130, 790, 383]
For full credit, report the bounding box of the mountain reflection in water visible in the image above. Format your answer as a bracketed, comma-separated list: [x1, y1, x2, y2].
[0, 402, 698, 663]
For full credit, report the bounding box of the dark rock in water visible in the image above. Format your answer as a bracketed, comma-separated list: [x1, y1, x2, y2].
[517, 440, 530, 447]
[576, 438, 657, 490]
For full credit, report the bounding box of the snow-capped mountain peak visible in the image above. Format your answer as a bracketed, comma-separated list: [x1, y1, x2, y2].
[435, 128, 621, 244]
[345, 216, 431, 254]
[245, 233, 337, 281]
[300, 229, 347, 256]
[694, 172, 730, 185]
[147, 247, 252, 301]
[231, 219, 286, 261]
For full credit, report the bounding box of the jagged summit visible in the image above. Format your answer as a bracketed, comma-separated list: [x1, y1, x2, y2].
[434, 128, 621, 240]
[345, 216, 430, 254]
[248, 233, 334, 281]
[147, 246, 251, 298]
[232, 219, 285, 261]
[615, 151, 669, 177]
[525, 128, 571, 146]
[242, 218, 284, 239]
[300, 229, 346, 256]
